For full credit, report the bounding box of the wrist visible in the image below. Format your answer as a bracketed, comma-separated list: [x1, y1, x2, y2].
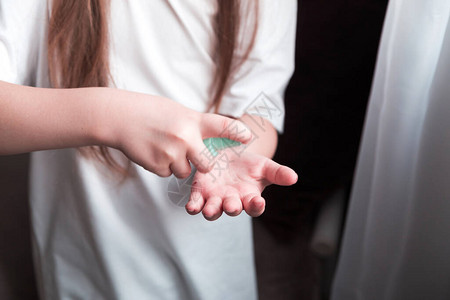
[238, 114, 278, 158]
[85, 87, 117, 149]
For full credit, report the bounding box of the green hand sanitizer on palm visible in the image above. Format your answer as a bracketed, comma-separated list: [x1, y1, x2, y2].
[203, 138, 241, 157]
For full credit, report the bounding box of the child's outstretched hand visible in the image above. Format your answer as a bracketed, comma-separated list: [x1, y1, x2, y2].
[185, 148, 298, 220]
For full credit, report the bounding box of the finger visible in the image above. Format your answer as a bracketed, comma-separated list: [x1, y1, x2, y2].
[185, 182, 205, 215]
[138, 160, 172, 177]
[200, 113, 252, 144]
[223, 194, 243, 217]
[242, 193, 265, 217]
[187, 140, 214, 174]
[262, 159, 298, 186]
[169, 159, 192, 179]
[154, 168, 172, 178]
[202, 196, 223, 221]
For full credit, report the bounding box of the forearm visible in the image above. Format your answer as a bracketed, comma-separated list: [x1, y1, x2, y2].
[238, 114, 278, 158]
[0, 81, 104, 155]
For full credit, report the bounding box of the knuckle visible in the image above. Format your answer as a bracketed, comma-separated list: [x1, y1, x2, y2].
[162, 148, 177, 162]
[176, 171, 190, 179]
[142, 164, 156, 173]
[172, 126, 192, 144]
[157, 169, 172, 177]
[181, 168, 192, 177]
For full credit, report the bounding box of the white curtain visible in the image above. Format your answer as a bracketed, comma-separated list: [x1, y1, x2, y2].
[332, 0, 450, 299]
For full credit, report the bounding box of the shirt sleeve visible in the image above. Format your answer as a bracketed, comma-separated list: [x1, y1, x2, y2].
[217, 0, 297, 133]
[0, 0, 46, 85]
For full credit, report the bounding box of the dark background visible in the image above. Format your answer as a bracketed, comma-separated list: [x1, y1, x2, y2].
[254, 0, 388, 299]
[0, 0, 388, 299]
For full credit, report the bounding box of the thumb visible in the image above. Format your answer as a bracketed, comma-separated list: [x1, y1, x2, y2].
[199, 113, 252, 144]
[262, 159, 298, 186]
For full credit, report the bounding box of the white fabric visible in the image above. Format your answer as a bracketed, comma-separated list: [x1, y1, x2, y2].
[332, 0, 450, 299]
[0, 1, 296, 299]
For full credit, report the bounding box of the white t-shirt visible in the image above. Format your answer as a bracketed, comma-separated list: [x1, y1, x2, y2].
[0, 1, 296, 299]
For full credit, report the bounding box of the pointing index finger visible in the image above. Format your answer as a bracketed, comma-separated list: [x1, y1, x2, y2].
[200, 113, 252, 144]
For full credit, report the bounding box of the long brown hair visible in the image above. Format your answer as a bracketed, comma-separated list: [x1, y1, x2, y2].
[47, 0, 258, 176]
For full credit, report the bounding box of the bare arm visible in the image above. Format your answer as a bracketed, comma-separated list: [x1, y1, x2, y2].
[0, 81, 253, 177]
[0, 81, 102, 154]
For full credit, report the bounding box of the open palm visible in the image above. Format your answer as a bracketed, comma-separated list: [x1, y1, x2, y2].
[185, 149, 298, 221]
